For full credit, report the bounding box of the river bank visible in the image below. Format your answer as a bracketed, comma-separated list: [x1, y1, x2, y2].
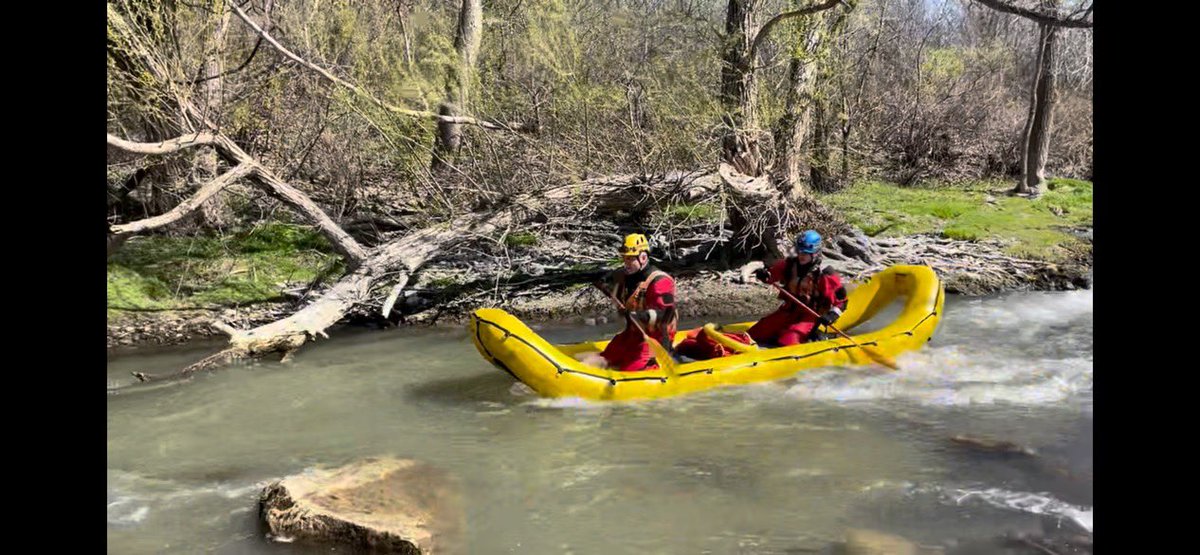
[108, 178, 1093, 351]
[107, 231, 1091, 351]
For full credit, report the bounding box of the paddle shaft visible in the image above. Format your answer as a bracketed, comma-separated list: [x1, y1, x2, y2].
[592, 280, 682, 377]
[763, 280, 898, 370]
[767, 281, 856, 344]
[595, 282, 658, 341]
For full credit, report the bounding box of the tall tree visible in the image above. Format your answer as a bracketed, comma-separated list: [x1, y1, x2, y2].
[720, 0, 844, 178]
[771, 6, 829, 196]
[972, 0, 1092, 196]
[433, 0, 484, 171]
[195, 0, 237, 229]
[807, 4, 852, 193]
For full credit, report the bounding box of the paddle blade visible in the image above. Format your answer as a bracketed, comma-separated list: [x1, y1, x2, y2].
[646, 337, 679, 377]
[863, 346, 900, 370]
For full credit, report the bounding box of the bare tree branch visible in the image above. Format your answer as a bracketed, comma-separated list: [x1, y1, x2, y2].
[749, 0, 844, 62]
[110, 163, 253, 235]
[187, 36, 263, 85]
[971, 0, 1094, 28]
[107, 132, 371, 266]
[107, 132, 216, 155]
[227, 2, 538, 133]
[186, 0, 273, 85]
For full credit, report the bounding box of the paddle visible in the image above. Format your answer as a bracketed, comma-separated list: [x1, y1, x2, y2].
[593, 281, 679, 378]
[766, 281, 900, 370]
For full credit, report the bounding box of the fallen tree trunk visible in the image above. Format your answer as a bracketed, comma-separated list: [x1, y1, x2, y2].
[131, 211, 518, 382]
[128, 172, 720, 384]
[110, 163, 253, 236]
[123, 166, 855, 386]
[106, 132, 216, 155]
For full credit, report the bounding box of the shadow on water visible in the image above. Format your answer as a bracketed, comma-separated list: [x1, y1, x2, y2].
[402, 369, 517, 406]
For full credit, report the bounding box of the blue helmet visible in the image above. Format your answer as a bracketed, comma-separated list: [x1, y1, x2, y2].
[795, 230, 822, 255]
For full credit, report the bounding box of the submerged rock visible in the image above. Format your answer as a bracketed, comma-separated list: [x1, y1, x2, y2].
[948, 434, 1038, 457]
[838, 528, 939, 555]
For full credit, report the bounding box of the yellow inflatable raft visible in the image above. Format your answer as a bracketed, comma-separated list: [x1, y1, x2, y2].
[468, 265, 944, 401]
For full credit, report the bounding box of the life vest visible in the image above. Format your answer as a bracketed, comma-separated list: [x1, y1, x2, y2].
[614, 267, 679, 343]
[782, 257, 837, 313]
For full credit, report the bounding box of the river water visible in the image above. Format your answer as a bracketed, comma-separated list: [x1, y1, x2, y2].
[107, 289, 1093, 554]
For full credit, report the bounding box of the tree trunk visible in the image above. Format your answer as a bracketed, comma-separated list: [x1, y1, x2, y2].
[1016, 19, 1058, 196]
[840, 58, 854, 183]
[840, 102, 851, 181]
[971, 0, 1089, 197]
[772, 21, 824, 197]
[433, 0, 483, 171]
[196, 0, 235, 229]
[809, 91, 833, 191]
[774, 56, 809, 193]
[720, 0, 763, 176]
[808, 8, 850, 193]
[772, 0, 855, 198]
[718, 162, 849, 262]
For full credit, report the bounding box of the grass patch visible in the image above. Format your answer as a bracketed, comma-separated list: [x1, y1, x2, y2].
[660, 202, 722, 224]
[504, 231, 539, 248]
[108, 222, 343, 317]
[823, 178, 1092, 262]
[940, 227, 980, 241]
[107, 264, 175, 311]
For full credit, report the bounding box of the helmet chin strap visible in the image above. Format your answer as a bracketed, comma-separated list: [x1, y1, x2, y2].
[624, 255, 648, 274]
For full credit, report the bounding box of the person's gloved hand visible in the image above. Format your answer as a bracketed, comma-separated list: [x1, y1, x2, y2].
[754, 267, 771, 283]
[816, 309, 840, 328]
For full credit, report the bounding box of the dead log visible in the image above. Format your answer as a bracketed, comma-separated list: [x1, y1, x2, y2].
[128, 172, 717, 384]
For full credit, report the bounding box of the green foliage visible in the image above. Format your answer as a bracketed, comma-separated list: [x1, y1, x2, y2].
[659, 202, 723, 224]
[504, 231, 539, 247]
[923, 47, 966, 83]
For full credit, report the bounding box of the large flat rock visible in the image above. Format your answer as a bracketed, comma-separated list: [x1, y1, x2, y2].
[261, 457, 463, 554]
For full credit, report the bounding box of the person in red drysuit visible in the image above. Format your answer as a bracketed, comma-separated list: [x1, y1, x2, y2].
[748, 230, 848, 347]
[578, 233, 678, 371]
